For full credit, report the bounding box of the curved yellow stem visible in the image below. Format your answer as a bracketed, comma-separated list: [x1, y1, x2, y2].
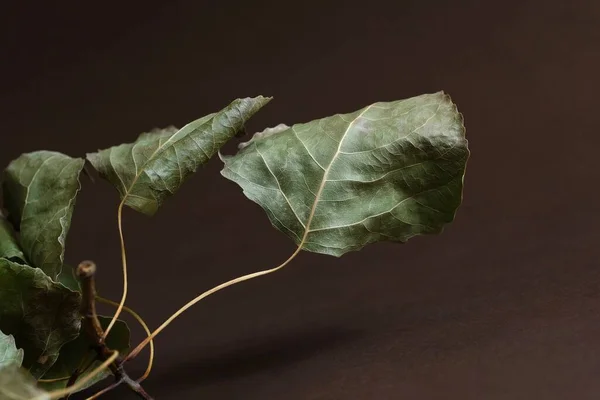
[38, 351, 119, 400]
[37, 376, 70, 383]
[125, 246, 302, 361]
[84, 381, 120, 400]
[96, 296, 155, 382]
[103, 202, 128, 339]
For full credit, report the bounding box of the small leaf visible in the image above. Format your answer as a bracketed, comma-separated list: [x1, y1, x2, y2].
[0, 259, 81, 378]
[0, 213, 25, 263]
[2, 151, 85, 279]
[0, 365, 49, 400]
[0, 330, 24, 368]
[221, 92, 469, 256]
[87, 96, 271, 216]
[39, 317, 130, 392]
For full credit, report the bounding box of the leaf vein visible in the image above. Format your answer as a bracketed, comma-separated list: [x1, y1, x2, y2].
[256, 146, 306, 229]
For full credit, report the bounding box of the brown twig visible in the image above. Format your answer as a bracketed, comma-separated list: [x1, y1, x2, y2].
[61, 355, 96, 399]
[74, 261, 153, 400]
[77, 261, 104, 345]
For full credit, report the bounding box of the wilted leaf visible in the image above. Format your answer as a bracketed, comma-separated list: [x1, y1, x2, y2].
[0, 259, 81, 378]
[221, 92, 469, 256]
[2, 151, 84, 279]
[0, 330, 24, 368]
[39, 316, 130, 392]
[0, 214, 24, 263]
[87, 96, 271, 216]
[0, 365, 49, 400]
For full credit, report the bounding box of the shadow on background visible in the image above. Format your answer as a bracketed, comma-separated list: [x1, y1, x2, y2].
[149, 327, 366, 388]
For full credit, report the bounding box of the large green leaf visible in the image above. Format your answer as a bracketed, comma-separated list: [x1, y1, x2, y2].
[0, 330, 24, 368]
[0, 214, 24, 263]
[2, 151, 85, 279]
[0, 365, 49, 400]
[87, 96, 271, 215]
[221, 92, 469, 256]
[39, 316, 130, 392]
[0, 259, 81, 378]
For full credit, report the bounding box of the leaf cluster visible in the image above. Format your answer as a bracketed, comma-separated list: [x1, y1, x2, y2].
[0, 92, 468, 398]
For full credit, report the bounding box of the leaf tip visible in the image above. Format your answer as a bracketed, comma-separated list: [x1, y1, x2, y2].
[238, 123, 289, 150]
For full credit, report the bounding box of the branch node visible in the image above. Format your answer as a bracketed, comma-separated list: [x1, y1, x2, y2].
[73, 260, 154, 400]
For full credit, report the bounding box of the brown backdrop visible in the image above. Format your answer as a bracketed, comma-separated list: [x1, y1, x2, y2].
[1, 1, 599, 399]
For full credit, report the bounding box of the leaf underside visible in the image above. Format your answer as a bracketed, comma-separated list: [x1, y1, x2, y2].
[0, 330, 24, 369]
[2, 151, 85, 279]
[0, 259, 81, 378]
[87, 96, 271, 215]
[0, 151, 86, 380]
[0, 365, 49, 400]
[221, 92, 469, 256]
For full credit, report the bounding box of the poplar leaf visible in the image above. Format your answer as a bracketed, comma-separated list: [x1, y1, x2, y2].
[87, 96, 271, 215]
[221, 92, 469, 256]
[0, 330, 24, 368]
[0, 259, 81, 378]
[2, 151, 84, 279]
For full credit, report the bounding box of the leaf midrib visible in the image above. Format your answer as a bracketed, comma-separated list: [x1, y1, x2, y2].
[118, 125, 188, 203]
[21, 154, 59, 220]
[296, 100, 449, 238]
[117, 112, 224, 204]
[296, 104, 374, 247]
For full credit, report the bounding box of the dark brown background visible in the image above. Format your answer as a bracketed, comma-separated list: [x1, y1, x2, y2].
[1, 0, 599, 399]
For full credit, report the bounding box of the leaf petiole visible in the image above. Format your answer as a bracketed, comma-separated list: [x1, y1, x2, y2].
[102, 201, 128, 339]
[95, 295, 155, 382]
[125, 246, 303, 361]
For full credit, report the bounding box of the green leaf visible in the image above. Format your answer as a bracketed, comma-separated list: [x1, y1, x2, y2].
[39, 317, 130, 392]
[55, 264, 80, 293]
[0, 365, 49, 400]
[0, 213, 25, 263]
[87, 96, 271, 216]
[0, 330, 24, 368]
[0, 259, 81, 378]
[2, 151, 85, 279]
[221, 92, 469, 256]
